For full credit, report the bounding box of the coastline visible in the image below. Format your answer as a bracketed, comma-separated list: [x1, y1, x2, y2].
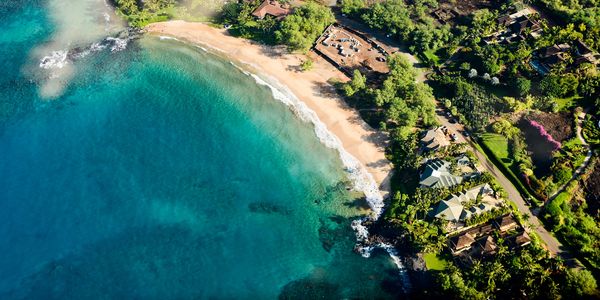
[145, 21, 393, 204]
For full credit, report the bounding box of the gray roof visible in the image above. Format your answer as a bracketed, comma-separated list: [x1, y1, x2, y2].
[433, 184, 494, 222]
[421, 127, 450, 151]
[419, 159, 463, 188]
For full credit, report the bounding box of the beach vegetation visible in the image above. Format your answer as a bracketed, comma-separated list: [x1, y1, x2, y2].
[342, 70, 366, 97]
[110, 0, 176, 27]
[300, 58, 314, 71]
[274, 3, 334, 52]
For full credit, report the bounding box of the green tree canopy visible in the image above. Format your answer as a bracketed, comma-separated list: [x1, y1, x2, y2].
[275, 3, 335, 51]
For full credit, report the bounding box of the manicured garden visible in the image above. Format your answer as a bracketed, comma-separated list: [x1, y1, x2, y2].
[423, 253, 447, 271]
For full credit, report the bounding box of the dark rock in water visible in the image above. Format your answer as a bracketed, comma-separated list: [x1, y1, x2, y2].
[328, 215, 345, 224]
[248, 202, 291, 215]
[318, 218, 349, 252]
[278, 278, 341, 300]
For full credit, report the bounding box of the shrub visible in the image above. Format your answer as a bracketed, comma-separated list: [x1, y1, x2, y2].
[527, 120, 562, 150]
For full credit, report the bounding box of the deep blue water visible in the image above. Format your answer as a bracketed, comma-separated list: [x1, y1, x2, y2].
[0, 1, 403, 298]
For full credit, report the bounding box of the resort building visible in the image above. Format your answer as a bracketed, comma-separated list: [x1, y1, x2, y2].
[531, 40, 599, 75]
[494, 214, 519, 232]
[420, 126, 451, 151]
[478, 235, 498, 256]
[450, 233, 475, 253]
[433, 184, 497, 222]
[419, 159, 463, 189]
[251, 0, 291, 20]
[448, 214, 530, 261]
[484, 9, 542, 45]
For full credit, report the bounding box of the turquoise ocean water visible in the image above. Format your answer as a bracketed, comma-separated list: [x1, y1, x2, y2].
[0, 0, 404, 298]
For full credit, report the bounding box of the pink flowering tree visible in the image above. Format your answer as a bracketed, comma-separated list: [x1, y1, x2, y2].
[528, 120, 561, 151]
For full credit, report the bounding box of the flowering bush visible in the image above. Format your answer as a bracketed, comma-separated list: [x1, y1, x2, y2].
[528, 120, 561, 150]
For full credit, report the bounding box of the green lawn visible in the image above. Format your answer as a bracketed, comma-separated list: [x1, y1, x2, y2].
[554, 96, 582, 112]
[480, 133, 510, 161]
[423, 253, 447, 271]
[476, 133, 540, 205]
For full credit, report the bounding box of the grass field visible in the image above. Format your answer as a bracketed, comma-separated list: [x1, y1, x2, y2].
[423, 253, 447, 271]
[480, 133, 509, 161]
[477, 133, 540, 205]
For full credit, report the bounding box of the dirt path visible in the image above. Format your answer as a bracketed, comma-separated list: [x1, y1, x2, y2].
[548, 110, 593, 200]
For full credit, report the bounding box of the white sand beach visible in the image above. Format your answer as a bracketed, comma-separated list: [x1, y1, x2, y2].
[146, 21, 393, 197]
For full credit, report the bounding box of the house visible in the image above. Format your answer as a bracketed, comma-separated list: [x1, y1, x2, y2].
[420, 126, 451, 151]
[433, 184, 496, 222]
[419, 159, 463, 189]
[573, 39, 598, 66]
[488, 9, 542, 44]
[478, 235, 498, 256]
[251, 0, 291, 20]
[509, 15, 542, 37]
[514, 231, 531, 247]
[532, 40, 598, 75]
[450, 232, 475, 253]
[494, 214, 518, 232]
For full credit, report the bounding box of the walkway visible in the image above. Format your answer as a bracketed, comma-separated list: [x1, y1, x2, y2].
[548, 110, 593, 200]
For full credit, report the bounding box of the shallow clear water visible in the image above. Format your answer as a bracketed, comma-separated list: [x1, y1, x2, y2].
[0, 1, 403, 298]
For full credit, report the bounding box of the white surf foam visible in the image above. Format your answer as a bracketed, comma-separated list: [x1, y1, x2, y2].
[159, 36, 180, 41]
[243, 68, 413, 293]
[106, 36, 129, 52]
[204, 48, 411, 293]
[244, 72, 385, 217]
[39, 50, 69, 69]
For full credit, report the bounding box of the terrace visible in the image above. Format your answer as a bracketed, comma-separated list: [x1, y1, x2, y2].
[313, 24, 391, 80]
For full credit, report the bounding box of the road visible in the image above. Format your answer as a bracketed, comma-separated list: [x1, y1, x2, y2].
[433, 105, 570, 258]
[333, 12, 575, 262]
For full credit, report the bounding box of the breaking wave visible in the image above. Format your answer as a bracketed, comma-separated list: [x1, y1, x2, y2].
[157, 38, 411, 293]
[244, 71, 385, 217]
[39, 50, 69, 69]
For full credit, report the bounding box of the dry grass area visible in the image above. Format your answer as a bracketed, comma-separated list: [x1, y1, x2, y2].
[437, 0, 498, 16]
[525, 111, 573, 143]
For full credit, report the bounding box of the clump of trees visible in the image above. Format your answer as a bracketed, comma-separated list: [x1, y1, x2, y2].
[373, 55, 437, 138]
[355, 0, 460, 54]
[111, 0, 176, 27]
[275, 3, 335, 51]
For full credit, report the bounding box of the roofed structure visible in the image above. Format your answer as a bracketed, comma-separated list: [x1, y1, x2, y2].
[420, 126, 451, 151]
[514, 231, 531, 247]
[251, 0, 291, 20]
[494, 214, 518, 232]
[433, 184, 495, 222]
[451, 232, 475, 253]
[478, 235, 498, 256]
[419, 159, 463, 189]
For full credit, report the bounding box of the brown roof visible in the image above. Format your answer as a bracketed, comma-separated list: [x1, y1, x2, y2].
[541, 43, 570, 58]
[495, 215, 518, 232]
[479, 236, 497, 255]
[452, 233, 475, 251]
[575, 39, 593, 56]
[515, 231, 531, 246]
[465, 224, 494, 238]
[251, 0, 291, 20]
[510, 16, 540, 34]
